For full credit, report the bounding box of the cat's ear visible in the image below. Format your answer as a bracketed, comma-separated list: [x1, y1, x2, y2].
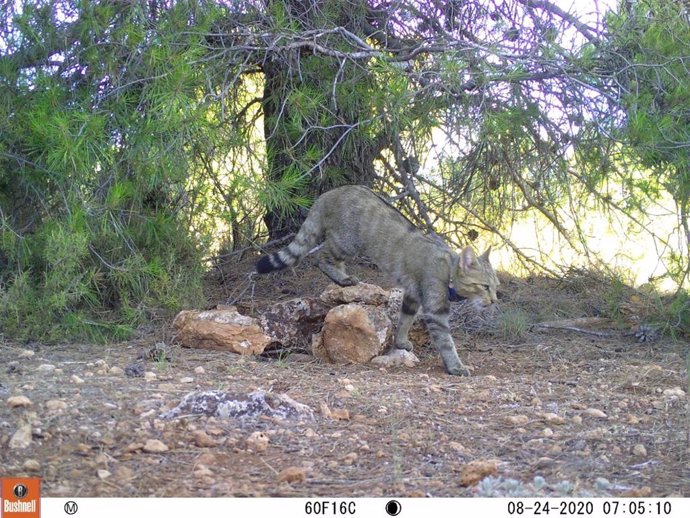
[479, 246, 492, 261]
[459, 246, 477, 272]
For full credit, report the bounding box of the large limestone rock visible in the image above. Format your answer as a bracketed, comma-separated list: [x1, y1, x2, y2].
[258, 297, 328, 349]
[174, 307, 271, 355]
[161, 390, 314, 422]
[312, 303, 392, 364]
[320, 282, 390, 307]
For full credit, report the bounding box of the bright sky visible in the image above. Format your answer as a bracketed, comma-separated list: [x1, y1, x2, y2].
[555, 0, 618, 22]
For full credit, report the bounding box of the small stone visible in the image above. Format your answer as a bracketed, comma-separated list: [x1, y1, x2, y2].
[584, 427, 608, 439]
[194, 466, 213, 478]
[7, 396, 32, 408]
[330, 408, 350, 421]
[620, 487, 653, 498]
[192, 431, 216, 448]
[459, 459, 499, 487]
[571, 415, 583, 425]
[197, 453, 222, 466]
[109, 366, 124, 376]
[278, 466, 307, 484]
[541, 412, 565, 425]
[19, 350, 35, 358]
[124, 364, 145, 378]
[662, 387, 684, 397]
[542, 427, 554, 437]
[246, 431, 269, 452]
[144, 372, 157, 382]
[305, 428, 318, 439]
[371, 349, 420, 368]
[534, 457, 554, 468]
[180, 377, 194, 384]
[632, 443, 647, 457]
[319, 402, 332, 418]
[448, 441, 468, 453]
[142, 439, 169, 453]
[71, 375, 85, 384]
[9, 424, 32, 449]
[583, 408, 607, 419]
[23, 459, 41, 471]
[341, 452, 358, 466]
[46, 399, 67, 411]
[37, 364, 56, 373]
[113, 466, 135, 482]
[627, 414, 640, 424]
[505, 415, 529, 426]
[97, 469, 112, 480]
[194, 366, 206, 374]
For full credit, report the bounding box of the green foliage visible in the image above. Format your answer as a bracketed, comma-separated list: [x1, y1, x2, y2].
[0, 1, 213, 341]
[495, 308, 531, 342]
[258, 165, 312, 218]
[661, 290, 690, 339]
[605, 0, 690, 263]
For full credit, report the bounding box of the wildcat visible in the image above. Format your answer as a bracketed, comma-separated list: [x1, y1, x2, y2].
[256, 185, 499, 375]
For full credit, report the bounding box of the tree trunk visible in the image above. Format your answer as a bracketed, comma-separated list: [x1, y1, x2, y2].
[260, 0, 385, 239]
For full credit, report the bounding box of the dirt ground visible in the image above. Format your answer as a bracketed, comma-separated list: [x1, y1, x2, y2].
[1, 254, 688, 497]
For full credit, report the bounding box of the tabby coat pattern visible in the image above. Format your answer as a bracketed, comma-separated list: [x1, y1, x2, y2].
[256, 185, 499, 376]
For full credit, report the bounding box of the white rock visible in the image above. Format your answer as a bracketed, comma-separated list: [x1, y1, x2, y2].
[370, 348, 420, 369]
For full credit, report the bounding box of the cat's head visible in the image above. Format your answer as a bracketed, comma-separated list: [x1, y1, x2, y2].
[452, 246, 499, 309]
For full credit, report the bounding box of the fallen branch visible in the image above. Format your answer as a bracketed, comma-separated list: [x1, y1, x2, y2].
[532, 317, 620, 338]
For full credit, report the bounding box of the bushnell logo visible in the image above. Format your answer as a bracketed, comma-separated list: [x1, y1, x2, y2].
[1, 478, 41, 518]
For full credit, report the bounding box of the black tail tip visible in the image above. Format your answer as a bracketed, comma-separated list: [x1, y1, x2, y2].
[256, 255, 278, 274]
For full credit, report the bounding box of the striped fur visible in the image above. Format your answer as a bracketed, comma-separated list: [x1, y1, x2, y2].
[256, 185, 499, 375]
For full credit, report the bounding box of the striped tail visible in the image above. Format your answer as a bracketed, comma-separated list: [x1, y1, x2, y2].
[255, 212, 322, 274]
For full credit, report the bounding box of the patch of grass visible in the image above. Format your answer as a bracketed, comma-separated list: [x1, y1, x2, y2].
[494, 307, 531, 341]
